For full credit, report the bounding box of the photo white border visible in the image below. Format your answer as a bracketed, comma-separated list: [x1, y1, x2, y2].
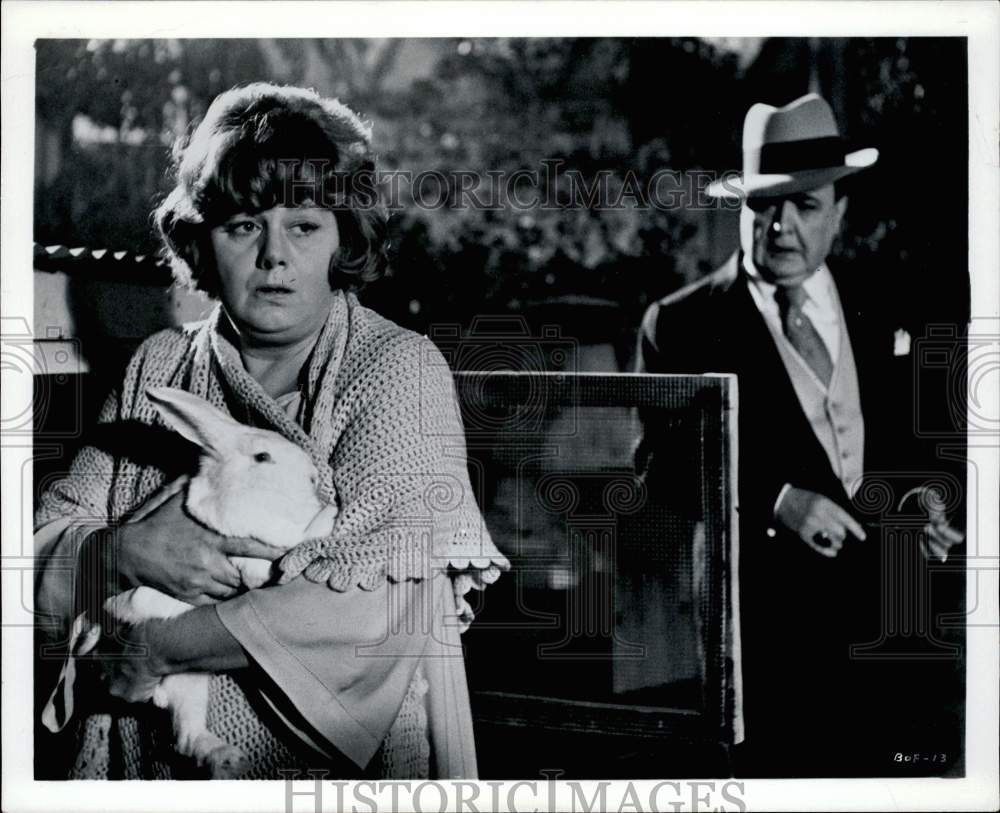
[3, 2, 998, 811]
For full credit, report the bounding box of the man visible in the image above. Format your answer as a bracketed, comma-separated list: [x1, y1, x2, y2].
[635, 94, 964, 776]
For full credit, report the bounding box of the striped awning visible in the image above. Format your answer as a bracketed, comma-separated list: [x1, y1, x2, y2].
[33, 242, 173, 285]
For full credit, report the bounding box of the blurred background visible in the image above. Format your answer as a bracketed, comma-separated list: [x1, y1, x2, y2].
[34, 37, 970, 369]
[31, 37, 971, 777]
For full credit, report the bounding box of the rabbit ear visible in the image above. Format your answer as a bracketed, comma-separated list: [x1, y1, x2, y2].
[146, 387, 243, 455]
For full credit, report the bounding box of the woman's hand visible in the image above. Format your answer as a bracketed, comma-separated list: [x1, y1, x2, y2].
[100, 618, 167, 704]
[112, 490, 285, 605]
[99, 605, 250, 702]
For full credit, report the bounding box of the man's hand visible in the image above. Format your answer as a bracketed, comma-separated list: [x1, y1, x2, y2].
[916, 487, 965, 562]
[775, 486, 867, 558]
[103, 489, 285, 605]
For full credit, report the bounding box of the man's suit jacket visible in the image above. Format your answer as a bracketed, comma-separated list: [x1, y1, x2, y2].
[636, 252, 965, 774]
[635, 252, 906, 732]
[637, 250, 899, 524]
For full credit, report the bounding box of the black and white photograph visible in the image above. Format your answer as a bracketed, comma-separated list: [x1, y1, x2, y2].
[2, 2, 998, 811]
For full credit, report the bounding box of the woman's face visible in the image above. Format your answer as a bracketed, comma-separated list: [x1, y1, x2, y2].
[209, 205, 340, 347]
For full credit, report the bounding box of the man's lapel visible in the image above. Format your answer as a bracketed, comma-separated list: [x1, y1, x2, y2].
[722, 256, 850, 495]
[719, 255, 799, 402]
[830, 263, 881, 421]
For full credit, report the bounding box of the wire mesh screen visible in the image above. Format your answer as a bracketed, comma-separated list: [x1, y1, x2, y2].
[451, 372, 741, 770]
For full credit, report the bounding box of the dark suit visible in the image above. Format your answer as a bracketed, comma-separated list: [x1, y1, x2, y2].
[636, 252, 954, 775]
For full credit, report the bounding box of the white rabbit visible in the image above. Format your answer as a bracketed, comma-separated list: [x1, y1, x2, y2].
[42, 386, 339, 778]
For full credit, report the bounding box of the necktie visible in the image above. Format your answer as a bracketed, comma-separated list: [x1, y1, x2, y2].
[774, 284, 834, 387]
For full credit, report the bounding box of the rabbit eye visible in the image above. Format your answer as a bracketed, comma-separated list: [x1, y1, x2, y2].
[253, 452, 273, 463]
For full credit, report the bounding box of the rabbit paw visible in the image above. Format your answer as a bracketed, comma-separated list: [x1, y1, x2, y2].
[205, 743, 249, 779]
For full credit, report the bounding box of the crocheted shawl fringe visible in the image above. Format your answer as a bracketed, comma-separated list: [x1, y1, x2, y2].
[42, 291, 508, 593]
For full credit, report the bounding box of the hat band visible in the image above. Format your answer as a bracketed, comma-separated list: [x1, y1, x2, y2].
[751, 136, 848, 174]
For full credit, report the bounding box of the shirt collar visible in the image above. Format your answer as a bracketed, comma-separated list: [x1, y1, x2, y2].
[742, 253, 834, 309]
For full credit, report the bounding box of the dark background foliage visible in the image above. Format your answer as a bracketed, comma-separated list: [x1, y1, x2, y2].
[34, 37, 969, 360]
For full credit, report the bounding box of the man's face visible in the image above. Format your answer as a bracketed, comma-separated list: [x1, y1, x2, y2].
[746, 183, 847, 286]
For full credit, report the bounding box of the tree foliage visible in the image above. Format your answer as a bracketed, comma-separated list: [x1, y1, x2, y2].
[34, 37, 967, 341]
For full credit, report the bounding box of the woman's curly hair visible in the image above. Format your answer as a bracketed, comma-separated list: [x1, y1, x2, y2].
[155, 83, 388, 297]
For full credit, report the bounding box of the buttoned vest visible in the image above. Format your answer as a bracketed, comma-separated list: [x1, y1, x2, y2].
[762, 299, 865, 498]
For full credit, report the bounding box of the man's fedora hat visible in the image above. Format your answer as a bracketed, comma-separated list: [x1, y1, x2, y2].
[707, 93, 878, 199]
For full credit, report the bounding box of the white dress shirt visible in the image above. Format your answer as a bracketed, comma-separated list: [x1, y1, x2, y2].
[741, 255, 862, 513]
[742, 254, 842, 371]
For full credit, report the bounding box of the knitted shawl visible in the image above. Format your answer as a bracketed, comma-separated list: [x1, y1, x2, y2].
[35, 290, 508, 778]
[37, 290, 509, 593]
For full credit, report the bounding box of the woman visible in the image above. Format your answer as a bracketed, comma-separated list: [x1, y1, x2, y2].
[34, 82, 508, 779]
